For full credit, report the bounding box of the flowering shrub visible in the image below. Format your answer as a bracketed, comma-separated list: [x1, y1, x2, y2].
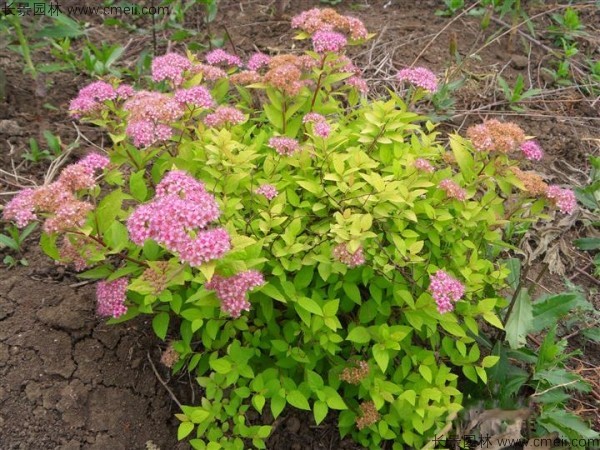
[3, 8, 578, 450]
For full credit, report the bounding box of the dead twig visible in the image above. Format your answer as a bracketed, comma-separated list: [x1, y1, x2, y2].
[147, 351, 183, 410]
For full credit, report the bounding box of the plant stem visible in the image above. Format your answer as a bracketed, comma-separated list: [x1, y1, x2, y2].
[309, 54, 328, 112]
[8, 15, 37, 81]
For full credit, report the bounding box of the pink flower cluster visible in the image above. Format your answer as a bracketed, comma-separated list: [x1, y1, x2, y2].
[347, 76, 368, 94]
[333, 243, 365, 268]
[205, 49, 242, 67]
[124, 91, 184, 147]
[205, 270, 265, 317]
[255, 184, 278, 200]
[69, 81, 117, 117]
[174, 86, 215, 109]
[303, 113, 331, 138]
[96, 278, 129, 318]
[192, 63, 227, 81]
[428, 270, 465, 314]
[397, 67, 438, 93]
[204, 106, 246, 128]
[247, 53, 271, 71]
[151, 53, 192, 86]
[466, 120, 526, 153]
[127, 170, 231, 266]
[545, 185, 577, 214]
[312, 30, 347, 53]
[291, 8, 367, 40]
[3, 153, 109, 232]
[520, 140, 544, 161]
[116, 84, 135, 99]
[268, 137, 300, 156]
[414, 158, 434, 173]
[439, 179, 467, 201]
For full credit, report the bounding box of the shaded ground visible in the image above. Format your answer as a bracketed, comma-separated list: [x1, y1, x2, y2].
[1, 0, 598, 449]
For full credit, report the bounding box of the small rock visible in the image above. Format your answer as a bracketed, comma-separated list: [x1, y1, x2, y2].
[0, 119, 24, 136]
[510, 54, 529, 70]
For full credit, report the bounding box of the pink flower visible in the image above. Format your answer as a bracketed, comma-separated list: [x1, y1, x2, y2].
[126, 171, 229, 266]
[205, 49, 242, 67]
[312, 31, 347, 53]
[178, 228, 231, 267]
[3, 189, 37, 228]
[116, 84, 135, 99]
[191, 64, 227, 81]
[43, 200, 93, 234]
[174, 86, 215, 109]
[466, 123, 493, 152]
[414, 158, 434, 173]
[205, 270, 265, 318]
[203, 106, 246, 128]
[397, 67, 438, 93]
[247, 52, 271, 71]
[124, 91, 184, 123]
[520, 140, 544, 161]
[439, 179, 467, 201]
[428, 270, 465, 314]
[268, 137, 300, 156]
[347, 76, 368, 94]
[151, 53, 192, 85]
[126, 120, 173, 147]
[303, 113, 330, 138]
[333, 243, 365, 268]
[545, 185, 577, 214]
[57, 164, 96, 191]
[69, 81, 116, 117]
[79, 153, 110, 173]
[96, 278, 128, 318]
[346, 17, 368, 40]
[255, 184, 278, 200]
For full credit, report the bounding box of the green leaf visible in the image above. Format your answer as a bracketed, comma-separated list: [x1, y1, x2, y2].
[129, 170, 148, 202]
[40, 233, 60, 260]
[178, 422, 194, 440]
[531, 292, 581, 332]
[259, 284, 287, 303]
[313, 400, 328, 425]
[252, 394, 265, 413]
[419, 365, 432, 383]
[96, 189, 125, 234]
[287, 390, 310, 410]
[342, 282, 362, 304]
[449, 134, 475, 182]
[504, 258, 521, 291]
[481, 355, 500, 368]
[373, 344, 389, 372]
[270, 394, 286, 418]
[505, 289, 533, 349]
[323, 387, 347, 410]
[346, 326, 371, 344]
[104, 221, 129, 252]
[298, 297, 322, 316]
[209, 358, 232, 374]
[152, 312, 170, 340]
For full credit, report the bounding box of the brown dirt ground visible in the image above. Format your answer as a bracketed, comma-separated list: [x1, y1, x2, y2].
[1, 1, 598, 449]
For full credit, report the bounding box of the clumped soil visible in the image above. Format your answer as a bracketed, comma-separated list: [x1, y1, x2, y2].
[1, 0, 599, 449]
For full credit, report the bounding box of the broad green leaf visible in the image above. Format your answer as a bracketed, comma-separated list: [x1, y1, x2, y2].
[347, 326, 371, 344]
[313, 400, 328, 425]
[152, 312, 170, 340]
[505, 289, 533, 349]
[287, 390, 310, 410]
[178, 422, 194, 440]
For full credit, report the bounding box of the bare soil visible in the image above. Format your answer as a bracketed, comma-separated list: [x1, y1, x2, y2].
[1, 1, 598, 449]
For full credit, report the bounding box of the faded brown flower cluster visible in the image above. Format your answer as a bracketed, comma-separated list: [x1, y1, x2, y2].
[509, 167, 548, 196]
[160, 343, 179, 368]
[340, 361, 370, 384]
[142, 261, 171, 295]
[356, 401, 380, 430]
[467, 119, 526, 153]
[263, 55, 316, 96]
